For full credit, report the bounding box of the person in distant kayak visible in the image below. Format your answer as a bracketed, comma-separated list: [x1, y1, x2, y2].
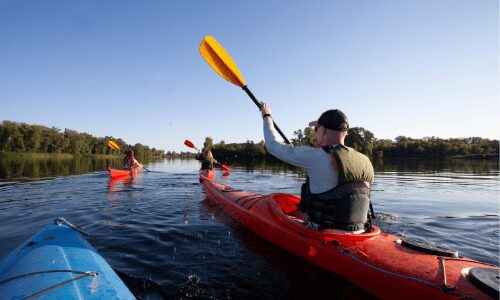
[260, 102, 374, 232]
[123, 150, 140, 169]
[195, 150, 218, 170]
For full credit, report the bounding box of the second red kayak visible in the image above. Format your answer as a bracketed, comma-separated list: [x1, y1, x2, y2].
[108, 165, 142, 179]
[199, 169, 498, 299]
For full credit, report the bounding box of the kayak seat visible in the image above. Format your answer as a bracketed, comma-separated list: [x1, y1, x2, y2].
[273, 193, 301, 214]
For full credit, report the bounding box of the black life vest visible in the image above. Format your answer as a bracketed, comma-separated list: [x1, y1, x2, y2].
[299, 145, 375, 231]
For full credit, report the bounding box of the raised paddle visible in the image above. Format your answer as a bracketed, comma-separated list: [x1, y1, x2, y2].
[107, 140, 121, 152]
[199, 35, 291, 144]
[184, 139, 231, 171]
[107, 140, 150, 172]
[184, 140, 200, 151]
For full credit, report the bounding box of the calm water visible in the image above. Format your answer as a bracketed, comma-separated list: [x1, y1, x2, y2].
[0, 157, 498, 299]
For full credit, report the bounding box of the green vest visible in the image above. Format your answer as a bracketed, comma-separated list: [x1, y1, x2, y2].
[299, 144, 375, 231]
[330, 145, 374, 185]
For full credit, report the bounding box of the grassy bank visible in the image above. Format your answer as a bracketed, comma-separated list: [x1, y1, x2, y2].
[0, 152, 123, 159]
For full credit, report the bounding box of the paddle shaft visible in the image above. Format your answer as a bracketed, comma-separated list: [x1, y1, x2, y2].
[215, 162, 230, 170]
[242, 86, 291, 144]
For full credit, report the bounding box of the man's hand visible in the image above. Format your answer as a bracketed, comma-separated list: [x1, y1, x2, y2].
[261, 102, 271, 118]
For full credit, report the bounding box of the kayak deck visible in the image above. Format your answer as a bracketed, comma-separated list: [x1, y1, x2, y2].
[0, 218, 135, 299]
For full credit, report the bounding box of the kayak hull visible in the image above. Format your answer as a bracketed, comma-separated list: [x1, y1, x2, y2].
[200, 169, 215, 181]
[200, 169, 498, 299]
[0, 218, 135, 299]
[109, 165, 142, 179]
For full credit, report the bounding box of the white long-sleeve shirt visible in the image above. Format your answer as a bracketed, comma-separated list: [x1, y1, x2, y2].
[263, 117, 339, 193]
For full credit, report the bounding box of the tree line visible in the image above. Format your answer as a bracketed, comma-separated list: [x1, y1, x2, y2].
[0, 120, 165, 158]
[2, 120, 496, 160]
[165, 137, 266, 160]
[189, 126, 498, 160]
[343, 127, 498, 159]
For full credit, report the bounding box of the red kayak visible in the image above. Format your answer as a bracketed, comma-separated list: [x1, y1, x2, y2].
[108, 165, 142, 179]
[200, 169, 498, 299]
[200, 169, 216, 181]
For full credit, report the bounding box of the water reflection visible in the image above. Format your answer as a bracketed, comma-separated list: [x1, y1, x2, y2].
[372, 158, 499, 174]
[0, 154, 160, 182]
[216, 158, 499, 178]
[108, 177, 137, 193]
[0, 157, 497, 298]
[1, 154, 497, 182]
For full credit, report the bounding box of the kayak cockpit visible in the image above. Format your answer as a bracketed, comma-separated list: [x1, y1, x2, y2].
[270, 193, 381, 238]
[272, 193, 301, 214]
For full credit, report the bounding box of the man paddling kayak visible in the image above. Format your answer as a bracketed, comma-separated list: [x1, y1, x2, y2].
[195, 150, 218, 170]
[260, 103, 374, 232]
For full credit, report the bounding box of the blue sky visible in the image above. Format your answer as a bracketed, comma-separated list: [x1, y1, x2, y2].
[1, 0, 498, 152]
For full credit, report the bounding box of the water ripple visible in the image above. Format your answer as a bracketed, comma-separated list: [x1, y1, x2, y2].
[0, 160, 498, 298]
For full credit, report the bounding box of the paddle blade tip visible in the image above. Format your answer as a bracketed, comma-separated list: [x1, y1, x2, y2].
[107, 140, 121, 151]
[199, 35, 246, 88]
[184, 140, 195, 148]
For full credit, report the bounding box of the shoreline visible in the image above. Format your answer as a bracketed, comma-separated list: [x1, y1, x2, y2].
[0, 152, 123, 159]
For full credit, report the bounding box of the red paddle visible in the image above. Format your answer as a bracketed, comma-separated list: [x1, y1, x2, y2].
[184, 140, 200, 151]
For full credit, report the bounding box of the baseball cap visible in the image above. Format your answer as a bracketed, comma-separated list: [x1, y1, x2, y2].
[308, 109, 349, 131]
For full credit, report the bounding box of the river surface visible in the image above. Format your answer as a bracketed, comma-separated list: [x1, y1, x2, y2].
[0, 157, 498, 299]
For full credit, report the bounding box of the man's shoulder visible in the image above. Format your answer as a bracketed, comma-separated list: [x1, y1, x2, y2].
[292, 145, 330, 157]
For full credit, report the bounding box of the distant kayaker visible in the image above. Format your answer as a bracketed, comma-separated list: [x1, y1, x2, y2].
[260, 102, 374, 233]
[123, 150, 140, 169]
[195, 150, 218, 170]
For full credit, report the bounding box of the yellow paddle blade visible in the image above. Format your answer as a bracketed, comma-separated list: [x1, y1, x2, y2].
[199, 35, 246, 88]
[107, 140, 121, 151]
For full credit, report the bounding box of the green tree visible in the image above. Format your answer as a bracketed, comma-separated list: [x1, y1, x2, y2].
[292, 127, 316, 146]
[203, 137, 214, 151]
[0, 120, 167, 158]
[92, 137, 108, 154]
[256, 140, 266, 156]
[132, 143, 145, 157]
[345, 127, 375, 156]
[0, 121, 26, 152]
[19, 123, 42, 152]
